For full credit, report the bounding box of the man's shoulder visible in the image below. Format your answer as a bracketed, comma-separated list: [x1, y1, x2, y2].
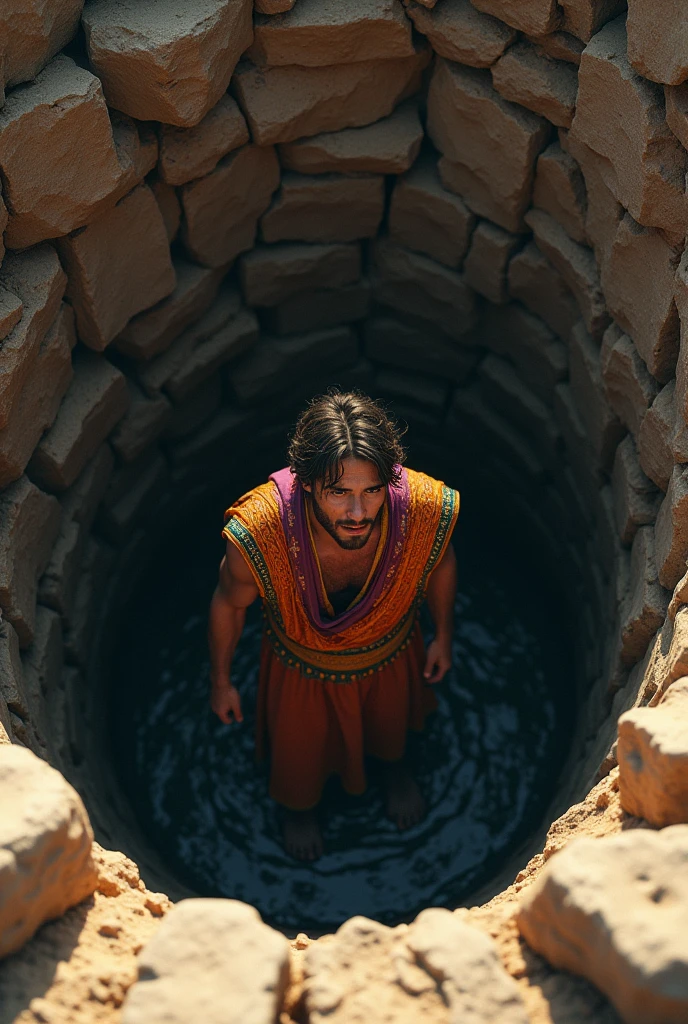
[223, 479, 280, 536]
[405, 466, 458, 503]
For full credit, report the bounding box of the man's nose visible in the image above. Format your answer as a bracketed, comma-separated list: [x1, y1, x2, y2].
[348, 495, 365, 520]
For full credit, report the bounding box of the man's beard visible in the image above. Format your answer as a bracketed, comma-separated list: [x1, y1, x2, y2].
[309, 493, 379, 550]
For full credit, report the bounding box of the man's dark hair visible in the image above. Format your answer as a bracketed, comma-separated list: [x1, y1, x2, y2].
[288, 390, 406, 488]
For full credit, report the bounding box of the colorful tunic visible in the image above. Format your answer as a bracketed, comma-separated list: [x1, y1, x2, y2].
[223, 466, 459, 809]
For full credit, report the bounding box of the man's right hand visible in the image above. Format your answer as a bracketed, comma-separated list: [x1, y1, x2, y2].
[211, 681, 243, 725]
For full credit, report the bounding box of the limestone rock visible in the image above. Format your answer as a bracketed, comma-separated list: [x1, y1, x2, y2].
[248, 0, 414, 67]
[158, 94, 249, 186]
[665, 84, 688, 151]
[601, 324, 659, 439]
[122, 899, 289, 1024]
[150, 179, 181, 243]
[110, 382, 172, 464]
[0, 476, 60, 647]
[0, 55, 124, 248]
[373, 239, 476, 340]
[518, 826, 688, 1024]
[627, 0, 688, 86]
[261, 173, 385, 244]
[240, 242, 361, 307]
[19, 605, 63, 751]
[180, 144, 280, 267]
[388, 155, 475, 269]
[230, 327, 358, 404]
[602, 213, 680, 385]
[277, 101, 423, 175]
[618, 677, 688, 827]
[427, 59, 550, 234]
[256, 0, 295, 11]
[83, 0, 253, 128]
[638, 382, 675, 492]
[232, 46, 429, 146]
[0, 286, 23, 343]
[569, 320, 624, 469]
[0, 0, 84, 94]
[570, 17, 688, 238]
[482, 302, 567, 403]
[0, 744, 97, 959]
[28, 350, 129, 493]
[57, 183, 176, 351]
[559, 0, 626, 43]
[365, 316, 477, 384]
[492, 41, 578, 128]
[527, 30, 585, 64]
[115, 260, 226, 361]
[612, 435, 661, 546]
[526, 208, 608, 339]
[532, 141, 587, 243]
[0, 245, 66, 431]
[265, 281, 371, 336]
[655, 465, 688, 590]
[470, 0, 558, 36]
[620, 526, 670, 665]
[508, 241, 580, 339]
[463, 220, 520, 304]
[0, 304, 74, 488]
[403, 0, 515, 68]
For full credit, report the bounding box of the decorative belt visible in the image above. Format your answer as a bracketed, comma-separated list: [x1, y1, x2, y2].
[263, 605, 419, 683]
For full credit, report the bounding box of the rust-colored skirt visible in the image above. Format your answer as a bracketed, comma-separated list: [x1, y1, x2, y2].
[255, 623, 437, 810]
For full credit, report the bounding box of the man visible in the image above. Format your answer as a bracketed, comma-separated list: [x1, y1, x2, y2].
[209, 391, 459, 860]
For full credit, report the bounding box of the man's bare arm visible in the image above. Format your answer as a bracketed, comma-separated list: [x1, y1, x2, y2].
[423, 543, 457, 684]
[208, 540, 260, 724]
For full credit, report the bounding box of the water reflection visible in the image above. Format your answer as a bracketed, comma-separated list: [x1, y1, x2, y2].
[111, 487, 574, 933]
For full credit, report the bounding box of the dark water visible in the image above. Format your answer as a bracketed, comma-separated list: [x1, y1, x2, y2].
[110, 481, 574, 934]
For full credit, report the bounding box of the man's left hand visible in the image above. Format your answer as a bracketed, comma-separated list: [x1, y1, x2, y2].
[423, 636, 452, 684]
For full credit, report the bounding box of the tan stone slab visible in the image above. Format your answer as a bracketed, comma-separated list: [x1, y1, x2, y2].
[19, 605, 63, 749]
[612, 435, 660, 546]
[0, 744, 97, 959]
[463, 220, 520, 304]
[507, 241, 579, 339]
[404, 0, 515, 67]
[0, 304, 74, 489]
[481, 302, 567, 404]
[164, 308, 258, 403]
[388, 154, 475, 269]
[492, 41, 578, 128]
[0, 475, 60, 648]
[110, 382, 172, 464]
[601, 323, 659, 439]
[261, 172, 385, 244]
[83, 0, 253, 128]
[240, 242, 361, 307]
[365, 316, 477, 383]
[638, 382, 675, 492]
[248, 0, 414, 67]
[28, 350, 129, 493]
[232, 45, 429, 146]
[158, 94, 249, 186]
[278, 100, 422, 175]
[57, 183, 176, 351]
[115, 259, 226, 361]
[265, 281, 371, 336]
[0, 620, 27, 725]
[255, 0, 295, 11]
[479, 354, 561, 469]
[428, 59, 549, 234]
[121, 899, 289, 1024]
[619, 677, 688, 825]
[602, 212, 680, 385]
[665, 84, 688, 150]
[150, 179, 180, 243]
[619, 525, 670, 665]
[180, 144, 280, 267]
[627, 0, 688, 86]
[518, 826, 688, 1024]
[570, 16, 688, 237]
[526, 207, 608, 339]
[0, 286, 23, 343]
[0, 0, 83, 94]
[0, 245, 66, 431]
[559, 0, 626, 43]
[655, 464, 688, 589]
[373, 239, 476, 341]
[230, 326, 358, 404]
[0, 55, 123, 248]
[532, 141, 587, 244]
[470, 0, 559, 36]
[569, 320, 624, 470]
[527, 30, 585, 64]
[565, 131, 626, 272]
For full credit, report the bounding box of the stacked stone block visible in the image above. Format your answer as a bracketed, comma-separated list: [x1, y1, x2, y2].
[1, 1, 688, 1019]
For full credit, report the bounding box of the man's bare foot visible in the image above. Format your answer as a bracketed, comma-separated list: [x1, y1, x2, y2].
[381, 761, 426, 830]
[282, 809, 323, 861]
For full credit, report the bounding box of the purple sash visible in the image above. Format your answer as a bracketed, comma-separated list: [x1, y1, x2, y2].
[268, 466, 410, 634]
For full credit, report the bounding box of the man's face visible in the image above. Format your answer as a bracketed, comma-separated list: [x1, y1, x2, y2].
[304, 458, 386, 550]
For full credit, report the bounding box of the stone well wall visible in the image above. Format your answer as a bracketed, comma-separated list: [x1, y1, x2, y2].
[2, 1, 688, 1022]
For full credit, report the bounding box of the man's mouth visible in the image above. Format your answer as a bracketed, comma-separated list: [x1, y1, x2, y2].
[339, 522, 370, 533]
